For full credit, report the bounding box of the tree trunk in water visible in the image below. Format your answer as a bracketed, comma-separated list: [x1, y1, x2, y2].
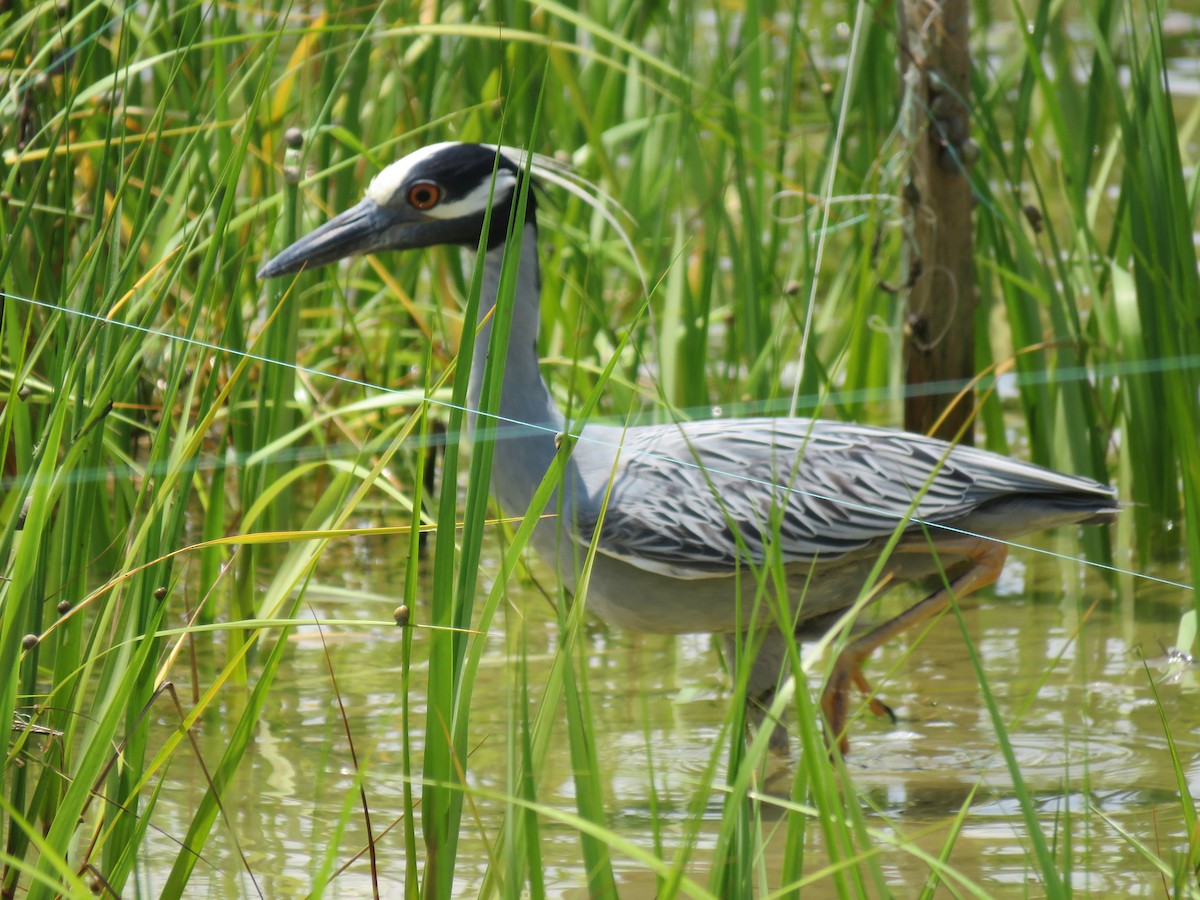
[900, 0, 977, 444]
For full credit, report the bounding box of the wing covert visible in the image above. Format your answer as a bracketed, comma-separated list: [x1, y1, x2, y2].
[570, 418, 1109, 579]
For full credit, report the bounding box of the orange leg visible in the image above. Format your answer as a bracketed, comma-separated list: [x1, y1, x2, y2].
[821, 540, 1008, 756]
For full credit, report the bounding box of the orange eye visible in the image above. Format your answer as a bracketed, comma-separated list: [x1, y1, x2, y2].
[407, 181, 441, 209]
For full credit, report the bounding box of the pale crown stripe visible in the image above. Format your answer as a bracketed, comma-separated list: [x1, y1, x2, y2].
[365, 141, 458, 204]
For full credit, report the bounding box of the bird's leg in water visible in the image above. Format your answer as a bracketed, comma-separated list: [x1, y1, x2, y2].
[822, 540, 1009, 755]
[725, 631, 793, 753]
[731, 621, 903, 753]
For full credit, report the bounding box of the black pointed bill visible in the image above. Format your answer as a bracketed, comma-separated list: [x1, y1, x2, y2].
[257, 199, 424, 279]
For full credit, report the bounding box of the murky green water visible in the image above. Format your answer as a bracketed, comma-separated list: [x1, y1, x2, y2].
[135, 528, 1197, 897]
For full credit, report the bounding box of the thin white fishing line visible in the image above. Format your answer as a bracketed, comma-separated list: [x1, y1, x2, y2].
[9, 287, 1196, 419]
[2, 288, 1193, 593]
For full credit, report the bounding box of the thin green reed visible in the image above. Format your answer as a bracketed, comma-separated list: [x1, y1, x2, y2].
[1112, 1, 1200, 576]
[419, 137, 532, 895]
[5, 15, 172, 888]
[474, 288, 654, 896]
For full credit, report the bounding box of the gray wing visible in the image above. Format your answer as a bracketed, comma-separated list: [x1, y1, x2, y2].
[572, 418, 1115, 579]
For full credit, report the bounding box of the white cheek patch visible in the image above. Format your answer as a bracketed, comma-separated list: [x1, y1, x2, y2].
[424, 169, 517, 220]
[364, 141, 459, 204]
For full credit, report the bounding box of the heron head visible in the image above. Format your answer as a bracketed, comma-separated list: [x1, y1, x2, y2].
[257, 142, 531, 279]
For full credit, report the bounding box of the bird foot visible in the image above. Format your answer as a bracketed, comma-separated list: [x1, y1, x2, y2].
[821, 542, 1009, 757]
[853, 669, 896, 724]
[820, 653, 894, 756]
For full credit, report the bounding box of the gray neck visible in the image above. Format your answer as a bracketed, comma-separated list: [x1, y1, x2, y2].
[466, 223, 564, 515]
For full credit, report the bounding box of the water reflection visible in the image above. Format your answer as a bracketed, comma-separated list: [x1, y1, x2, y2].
[137, 530, 1197, 896]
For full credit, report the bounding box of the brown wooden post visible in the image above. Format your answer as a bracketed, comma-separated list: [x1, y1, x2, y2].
[899, 0, 977, 444]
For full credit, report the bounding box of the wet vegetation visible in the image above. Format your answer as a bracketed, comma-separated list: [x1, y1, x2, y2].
[1, 0, 1198, 896]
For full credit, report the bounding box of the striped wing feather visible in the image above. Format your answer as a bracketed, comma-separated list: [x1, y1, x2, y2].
[574, 419, 1112, 579]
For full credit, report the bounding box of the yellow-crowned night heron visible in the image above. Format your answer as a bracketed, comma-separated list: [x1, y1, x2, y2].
[258, 142, 1118, 754]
